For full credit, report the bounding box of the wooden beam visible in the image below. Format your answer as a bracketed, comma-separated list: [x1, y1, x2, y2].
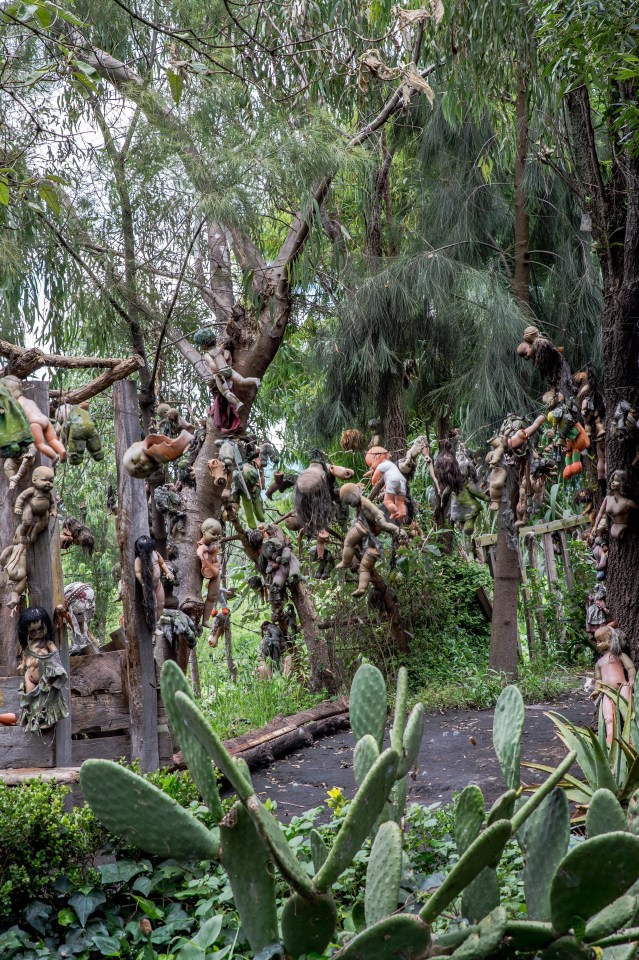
[114, 379, 159, 772]
[0, 338, 140, 377]
[474, 513, 589, 548]
[558, 530, 575, 592]
[49, 355, 144, 407]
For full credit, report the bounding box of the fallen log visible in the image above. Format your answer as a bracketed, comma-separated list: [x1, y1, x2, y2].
[172, 696, 349, 772]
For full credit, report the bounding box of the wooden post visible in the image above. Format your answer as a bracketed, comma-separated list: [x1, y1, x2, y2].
[558, 530, 575, 592]
[114, 380, 159, 772]
[28, 383, 72, 764]
[518, 548, 536, 659]
[542, 533, 558, 582]
[488, 494, 520, 677]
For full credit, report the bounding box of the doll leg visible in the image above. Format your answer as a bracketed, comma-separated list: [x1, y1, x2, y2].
[231, 371, 261, 390]
[30, 423, 64, 463]
[602, 694, 615, 744]
[30, 516, 49, 542]
[87, 433, 104, 461]
[336, 527, 363, 569]
[394, 494, 407, 521]
[215, 374, 243, 409]
[383, 492, 399, 518]
[353, 547, 379, 597]
[203, 577, 220, 625]
[155, 581, 166, 621]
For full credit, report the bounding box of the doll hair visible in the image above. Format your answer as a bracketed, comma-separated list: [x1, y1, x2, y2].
[606, 627, 627, 657]
[294, 450, 338, 536]
[18, 607, 53, 651]
[193, 328, 217, 349]
[134, 535, 158, 632]
[61, 516, 95, 555]
[435, 439, 464, 495]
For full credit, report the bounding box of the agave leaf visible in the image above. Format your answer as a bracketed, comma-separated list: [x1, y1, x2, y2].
[545, 712, 598, 789]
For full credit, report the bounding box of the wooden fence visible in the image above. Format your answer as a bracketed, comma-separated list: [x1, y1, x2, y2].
[473, 514, 589, 655]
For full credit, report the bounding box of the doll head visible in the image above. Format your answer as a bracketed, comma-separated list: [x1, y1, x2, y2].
[193, 328, 217, 349]
[200, 518, 222, 543]
[18, 606, 53, 651]
[32, 466, 55, 492]
[609, 470, 630, 496]
[339, 483, 363, 509]
[365, 446, 389, 469]
[595, 624, 626, 656]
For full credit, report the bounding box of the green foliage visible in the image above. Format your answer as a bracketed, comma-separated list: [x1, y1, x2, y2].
[525, 687, 639, 816]
[0, 779, 104, 919]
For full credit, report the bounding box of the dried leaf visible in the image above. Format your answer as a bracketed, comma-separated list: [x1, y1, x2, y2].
[430, 0, 445, 23]
[401, 64, 435, 106]
[395, 8, 431, 28]
[358, 49, 401, 83]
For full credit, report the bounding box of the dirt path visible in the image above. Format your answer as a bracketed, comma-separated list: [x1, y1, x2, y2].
[250, 687, 593, 820]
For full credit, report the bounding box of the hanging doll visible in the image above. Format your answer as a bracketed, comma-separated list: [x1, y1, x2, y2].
[573, 368, 606, 479]
[157, 608, 198, 654]
[586, 583, 610, 643]
[153, 484, 186, 538]
[197, 518, 222, 626]
[208, 586, 232, 648]
[134, 535, 175, 632]
[451, 481, 489, 534]
[611, 401, 639, 468]
[0, 376, 33, 460]
[14, 466, 56, 543]
[258, 621, 285, 675]
[542, 389, 590, 479]
[340, 428, 366, 452]
[156, 403, 195, 438]
[17, 607, 68, 733]
[55, 402, 104, 465]
[4, 441, 36, 492]
[64, 582, 97, 655]
[336, 483, 398, 596]
[591, 536, 608, 581]
[309, 529, 334, 579]
[485, 436, 508, 510]
[0, 540, 27, 609]
[365, 446, 408, 520]
[260, 536, 302, 604]
[592, 624, 636, 744]
[516, 325, 571, 393]
[515, 457, 556, 526]
[194, 328, 261, 431]
[594, 470, 639, 541]
[123, 429, 194, 479]
[0, 376, 65, 463]
[293, 450, 354, 536]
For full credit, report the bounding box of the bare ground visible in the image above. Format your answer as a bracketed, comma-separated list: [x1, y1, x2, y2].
[249, 685, 593, 821]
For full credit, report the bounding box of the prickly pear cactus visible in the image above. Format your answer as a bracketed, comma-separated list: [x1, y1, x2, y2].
[365, 821, 402, 927]
[493, 684, 525, 790]
[349, 663, 387, 748]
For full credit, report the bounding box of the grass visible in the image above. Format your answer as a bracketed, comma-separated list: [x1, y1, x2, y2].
[411, 657, 586, 713]
[196, 615, 328, 741]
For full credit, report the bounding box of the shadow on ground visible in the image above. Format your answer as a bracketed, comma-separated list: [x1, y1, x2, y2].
[249, 686, 593, 821]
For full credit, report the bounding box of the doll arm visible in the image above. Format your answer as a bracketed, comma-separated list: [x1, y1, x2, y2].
[621, 653, 636, 686]
[591, 662, 602, 697]
[156, 553, 174, 580]
[593, 497, 607, 534]
[14, 487, 33, 515]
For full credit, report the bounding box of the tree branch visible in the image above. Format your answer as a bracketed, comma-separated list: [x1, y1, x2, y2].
[49, 355, 146, 406]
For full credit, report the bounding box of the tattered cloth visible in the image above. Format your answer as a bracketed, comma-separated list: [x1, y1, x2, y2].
[210, 396, 241, 433]
[19, 649, 69, 732]
[0, 382, 33, 458]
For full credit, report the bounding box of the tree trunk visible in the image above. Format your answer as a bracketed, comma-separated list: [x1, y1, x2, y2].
[603, 275, 639, 654]
[513, 67, 530, 307]
[382, 372, 408, 460]
[488, 479, 520, 676]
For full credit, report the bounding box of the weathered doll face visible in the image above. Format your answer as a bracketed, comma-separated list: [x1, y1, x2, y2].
[32, 468, 55, 493]
[609, 472, 622, 493]
[26, 618, 47, 648]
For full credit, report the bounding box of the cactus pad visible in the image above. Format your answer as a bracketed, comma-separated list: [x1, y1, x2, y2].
[353, 734, 380, 788]
[349, 663, 387, 748]
[160, 661, 223, 821]
[455, 785, 485, 854]
[487, 789, 517, 825]
[493, 685, 525, 790]
[586, 789, 627, 838]
[450, 905, 507, 959]
[315, 748, 398, 890]
[461, 867, 500, 924]
[80, 759, 219, 860]
[281, 892, 337, 957]
[390, 666, 408, 754]
[174, 691, 253, 800]
[584, 896, 637, 943]
[397, 703, 425, 779]
[365, 821, 402, 927]
[310, 828, 328, 872]
[334, 914, 431, 960]
[550, 832, 639, 933]
[524, 788, 569, 922]
[245, 796, 316, 900]
[219, 802, 278, 951]
[420, 819, 512, 924]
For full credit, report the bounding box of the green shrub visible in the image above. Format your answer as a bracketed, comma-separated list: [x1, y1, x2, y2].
[0, 779, 104, 918]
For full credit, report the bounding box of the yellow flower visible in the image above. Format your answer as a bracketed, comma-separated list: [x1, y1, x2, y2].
[327, 787, 343, 800]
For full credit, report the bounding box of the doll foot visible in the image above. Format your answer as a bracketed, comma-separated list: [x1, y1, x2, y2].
[352, 587, 366, 597]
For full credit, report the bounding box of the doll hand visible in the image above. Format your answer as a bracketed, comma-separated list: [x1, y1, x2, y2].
[14, 507, 22, 516]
